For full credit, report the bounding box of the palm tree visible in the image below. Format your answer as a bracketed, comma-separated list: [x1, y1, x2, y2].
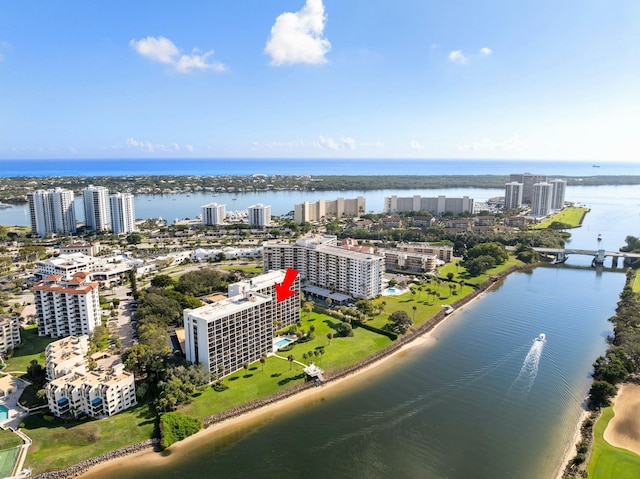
[302, 352, 308, 362]
[410, 289, 416, 301]
[412, 305, 417, 322]
[243, 361, 249, 376]
[287, 354, 295, 370]
[327, 332, 333, 345]
[459, 279, 465, 292]
[260, 354, 266, 372]
[303, 301, 314, 321]
[325, 297, 333, 309]
[218, 364, 225, 381]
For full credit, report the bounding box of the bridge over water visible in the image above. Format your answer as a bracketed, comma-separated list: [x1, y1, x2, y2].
[531, 247, 640, 267]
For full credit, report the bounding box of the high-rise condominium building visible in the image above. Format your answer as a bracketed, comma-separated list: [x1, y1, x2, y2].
[504, 182, 524, 210]
[83, 185, 110, 232]
[509, 173, 548, 204]
[32, 272, 100, 338]
[248, 203, 271, 227]
[550, 179, 567, 211]
[384, 195, 474, 215]
[294, 197, 366, 224]
[202, 203, 226, 226]
[28, 188, 77, 238]
[0, 315, 21, 356]
[110, 193, 136, 234]
[262, 234, 384, 300]
[531, 182, 554, 217]
[183, 270, 300, 378]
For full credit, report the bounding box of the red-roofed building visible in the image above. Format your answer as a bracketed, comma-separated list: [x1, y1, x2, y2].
[32, 272, 100, 338]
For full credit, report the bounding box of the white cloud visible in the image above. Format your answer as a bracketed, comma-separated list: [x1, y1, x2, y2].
[130, 36, 227, 73]
[265, 0, 331, 66]
[121, 138, 181, 152]
[314, 135, 359, 150]
[410, 140, 424, 151]
[0, 41, 12, 62]
[456, 135, 525, 153]
[315, 135, 340, 150]
[479, 47, 493, 56]
[361, 141, 385, 149]
[448, 50, 467, 64]
[185, 144, 195, 153]
[342, 137, 356, 150]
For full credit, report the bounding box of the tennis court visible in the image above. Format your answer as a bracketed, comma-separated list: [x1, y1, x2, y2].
[0, 446, 20, 478]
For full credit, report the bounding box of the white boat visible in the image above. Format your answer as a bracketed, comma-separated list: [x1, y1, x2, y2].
[536, 333, 546, 342]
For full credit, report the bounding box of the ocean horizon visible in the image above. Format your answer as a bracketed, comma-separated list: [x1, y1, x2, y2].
[1, 158, 639, 178]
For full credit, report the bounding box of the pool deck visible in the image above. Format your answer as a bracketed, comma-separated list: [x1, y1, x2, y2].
[381, 286, 410, 296]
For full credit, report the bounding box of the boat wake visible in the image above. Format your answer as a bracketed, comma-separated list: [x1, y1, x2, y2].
[508, 334, 546, 397]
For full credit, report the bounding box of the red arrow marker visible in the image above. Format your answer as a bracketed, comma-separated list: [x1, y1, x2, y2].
[275, 268, 299, 302]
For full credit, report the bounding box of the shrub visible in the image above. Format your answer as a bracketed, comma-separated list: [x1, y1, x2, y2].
[160, 412, 203, 448]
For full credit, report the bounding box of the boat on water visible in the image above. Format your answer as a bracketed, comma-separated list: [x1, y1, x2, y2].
[597, 233, 602, 241]
[536, 333, 546, 342]
[593, 164, 601, 168]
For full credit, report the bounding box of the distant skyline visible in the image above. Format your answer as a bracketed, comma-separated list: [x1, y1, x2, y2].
[1, 1, 639, 162]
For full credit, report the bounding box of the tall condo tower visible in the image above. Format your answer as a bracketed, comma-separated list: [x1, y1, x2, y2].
[110, 193, 136, 234]
[504, 182, 524, 210]
[531, 182, 554, 217]
[83, 185, 110, 232]
[201, 203, 226, 226]
[550, 179, 567, 211]
[248, 203, 272, 227]
[27, 188, 77, 238]
[509, 173, 548, 204]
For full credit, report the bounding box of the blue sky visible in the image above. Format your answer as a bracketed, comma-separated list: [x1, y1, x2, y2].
[1, 0, 639, 161]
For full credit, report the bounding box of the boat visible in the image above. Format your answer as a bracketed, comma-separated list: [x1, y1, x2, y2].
[536, 333, 546, 342]
[592, 164, 601, 168]
[597, 233, 602, 241]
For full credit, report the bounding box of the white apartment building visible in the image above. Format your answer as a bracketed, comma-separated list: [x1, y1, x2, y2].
[0, 315, 21, 356]
[504, 182, 524, 210]
[202, 203, 226, 226]
[36, 253, 98, 280]
[263, 234, 384, 300]
[294, 197, 366, 224]
[247, 203, 271, 227]
[184, 270, 300, 378]
[60, 241, 101, 256]
[550, 179, 567, 211]
[396, 242, 454, 263]
[44, 335, 89, 381]
[382, 250, 437, 273]
[45, 336, 136, 418]
[27, 188, 77, 238]
[531, 182, 554, 218]
[32, 272, 100, 338]
[110, 193, 136, 234]
[83, 185, 110, 232]
[384, 195, 474, 216]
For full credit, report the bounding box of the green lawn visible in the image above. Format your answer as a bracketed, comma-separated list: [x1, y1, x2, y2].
[0, 429, 22, 450]
[587, 407, 640, 479]
[4, 326, 55, 374]
[632, 272, 640, 293]
[533, 206, 589, 229]
[180, 310, 392, 420]
[23, 403, 156, 475]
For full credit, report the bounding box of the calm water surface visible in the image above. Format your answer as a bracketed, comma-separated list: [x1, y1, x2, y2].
[83, 266, 624, 479]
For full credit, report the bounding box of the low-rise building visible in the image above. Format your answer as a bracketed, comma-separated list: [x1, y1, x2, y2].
[44, 336, 136, 418]
[396, 242, 454, 263]
[60, 242, 101, 256]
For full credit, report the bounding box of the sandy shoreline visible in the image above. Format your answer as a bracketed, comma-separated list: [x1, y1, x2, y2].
[76, 295, 471, 478]
[553, 407, 589, 479]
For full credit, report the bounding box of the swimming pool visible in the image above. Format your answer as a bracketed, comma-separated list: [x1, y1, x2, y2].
[386, 288, 396, 293]
[0, 405, 9, 421]
[274, 338, 293, 349]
